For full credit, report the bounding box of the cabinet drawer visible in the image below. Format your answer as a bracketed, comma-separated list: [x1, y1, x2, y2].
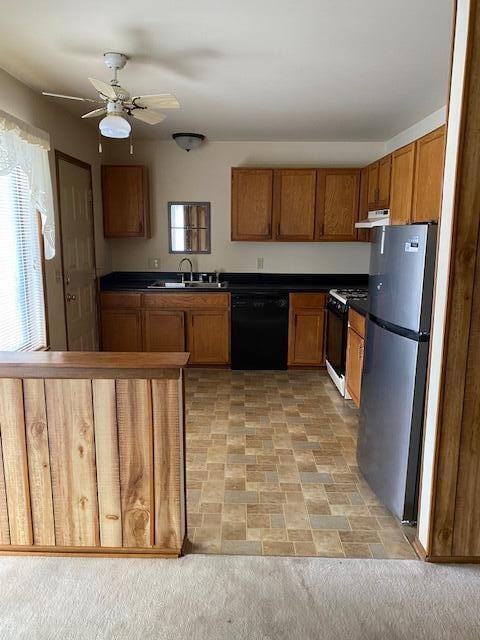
[143, 293, 230, 309]
[290, 293, 326, 310]
[100, 292, 142, 309]
[348, 308, 366, 339]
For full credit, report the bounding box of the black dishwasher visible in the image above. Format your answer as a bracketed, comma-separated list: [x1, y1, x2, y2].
[231, 292, 289, 370]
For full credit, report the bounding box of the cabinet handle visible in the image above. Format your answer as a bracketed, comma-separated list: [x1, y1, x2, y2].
[319, 224, 325, 236]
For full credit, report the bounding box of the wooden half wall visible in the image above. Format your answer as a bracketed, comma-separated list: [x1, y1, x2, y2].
[0, 352, 188, 558]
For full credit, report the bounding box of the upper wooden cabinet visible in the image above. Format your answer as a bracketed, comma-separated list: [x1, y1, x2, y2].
[412, 126, 446, 223]
[102, 165, 149, 238]
[231, 168, 273, 240]
[273, 169, 317, 241]
[366, 155, 391, 210]
[389, 142, 416, 225]
[316, 169, 360, 241]
[357, 167, 371, 243]
[231, 167, 360, 243]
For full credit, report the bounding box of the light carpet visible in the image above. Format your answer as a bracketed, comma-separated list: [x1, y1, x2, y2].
[0, 555, 479, 639]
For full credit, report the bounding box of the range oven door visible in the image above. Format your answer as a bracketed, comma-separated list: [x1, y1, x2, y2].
[325, 303, 347, 376]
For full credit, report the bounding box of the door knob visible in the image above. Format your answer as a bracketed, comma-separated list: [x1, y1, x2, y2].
[66, 293, 77, 302]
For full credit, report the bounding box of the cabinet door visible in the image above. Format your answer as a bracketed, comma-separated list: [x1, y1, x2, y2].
[390, 143, 416, 225]
[288, 310, 325, 365]
[316, 169, 360, 241]
[367, 161, 379, 209]
[377, 155, 391, 208]
[412, 126, 446, 223]
[273, 169, 317, 241]
[187, 310, 230, 364]
[101, 309, 142, 351]
[357, 167, 371, 243]
[102, 165, 149, 238]
[144, 310, 185, 352]
[231, 169, 273, 240]
[346, 326, 364, 407]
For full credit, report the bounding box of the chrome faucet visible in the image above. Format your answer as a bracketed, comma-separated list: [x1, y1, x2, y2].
[178, 257, 194, 282]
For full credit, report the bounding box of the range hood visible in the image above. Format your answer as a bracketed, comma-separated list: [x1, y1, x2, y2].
[356, 209, 390, 228]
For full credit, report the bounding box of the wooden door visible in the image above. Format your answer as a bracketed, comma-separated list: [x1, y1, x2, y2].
[367, 161, 379, 209]
[187, 310, 229, 364]
[345, 326, 364, 407]
[390, 142, 416, 225]
[377, 155, 392, 208]
[102, 165, 149, 237]
[144, 310, 185, 352]
[57, 153, 98, 350]
[316, 169, 360, 241]
[231, 169, 273, 240]
[288, 310, 325, 365]
[412, 126, 446, 223]
[101, 310, 142, 351]
[273, 169, 317, 240]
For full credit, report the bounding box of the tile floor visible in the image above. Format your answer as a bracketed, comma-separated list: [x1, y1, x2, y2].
[185, 369, 417, 559]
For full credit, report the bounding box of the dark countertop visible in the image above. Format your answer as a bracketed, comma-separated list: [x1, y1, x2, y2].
[100, 271, 369, 294]
[348, 298, 369, 316]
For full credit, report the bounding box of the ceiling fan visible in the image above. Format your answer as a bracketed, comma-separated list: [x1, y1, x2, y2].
[42, 52, 180, 138]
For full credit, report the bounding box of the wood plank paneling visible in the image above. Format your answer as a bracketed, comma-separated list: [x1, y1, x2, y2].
[23, 379, 55, 546]
[0, 379, 32, 545]
[92, 380, 122, 547]
[45, 379, 99, 547]
[428, 1, 480, 561]
[116, 379, 153, 548]
[152, 379, 183, 548]
[0, 430, 10, 545]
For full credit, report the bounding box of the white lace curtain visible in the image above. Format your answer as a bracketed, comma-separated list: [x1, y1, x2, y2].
[0, 109, 55, 259]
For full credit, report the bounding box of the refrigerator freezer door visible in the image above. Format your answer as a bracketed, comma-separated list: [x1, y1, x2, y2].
[357, 318, 429, 522]
[369, 224, 437, 333]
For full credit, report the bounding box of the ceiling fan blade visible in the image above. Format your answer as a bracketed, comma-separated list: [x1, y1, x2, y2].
[132, 94, 180, 109]
[132, 109, 166, 125]
[81, 107, 107, 119]
[88, 77, 118, 100]
[42, 91, 99, 103]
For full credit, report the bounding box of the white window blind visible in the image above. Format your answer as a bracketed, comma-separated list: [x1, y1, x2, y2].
[0, 165, 46, 351]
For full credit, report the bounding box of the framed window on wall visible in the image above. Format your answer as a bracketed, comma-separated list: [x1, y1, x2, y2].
[168, 202, 211, 254]
[0, 166, 47, 350]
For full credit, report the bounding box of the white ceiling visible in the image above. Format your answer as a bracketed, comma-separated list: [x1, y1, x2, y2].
[0, 0, 453, 141]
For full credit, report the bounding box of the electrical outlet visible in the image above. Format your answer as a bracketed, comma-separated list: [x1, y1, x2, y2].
[257, 257, 264, 270]
[148, 257, 161, 270]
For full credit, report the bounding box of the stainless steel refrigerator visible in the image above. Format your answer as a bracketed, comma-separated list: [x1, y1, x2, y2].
[357, 223, 437, 524]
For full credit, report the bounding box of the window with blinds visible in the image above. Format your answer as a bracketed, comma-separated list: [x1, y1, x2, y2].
[0, 166, 47, 351]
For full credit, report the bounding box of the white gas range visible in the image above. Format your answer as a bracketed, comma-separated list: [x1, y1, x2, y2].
[325, 288, 368, 397]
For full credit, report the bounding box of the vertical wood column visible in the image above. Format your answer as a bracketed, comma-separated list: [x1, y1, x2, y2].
[428, 0, 480, 560]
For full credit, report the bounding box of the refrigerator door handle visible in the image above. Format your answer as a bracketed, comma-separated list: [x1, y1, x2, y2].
[380, 225, 386, 255]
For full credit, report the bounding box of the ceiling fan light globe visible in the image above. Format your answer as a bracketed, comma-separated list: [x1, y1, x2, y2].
[99, 115, 131, 139]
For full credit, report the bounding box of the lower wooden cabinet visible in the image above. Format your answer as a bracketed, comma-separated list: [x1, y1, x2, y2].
[187, 310, 230, 364]
[288, 293, 326, 366]
[345, 309, 366, 407]
[100, 309, 143, 351]
[100, 292, 230, 365]
[144, 310, 185, 352]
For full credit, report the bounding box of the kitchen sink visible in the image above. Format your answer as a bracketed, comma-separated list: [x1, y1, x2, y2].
[147, 280, 228, 289]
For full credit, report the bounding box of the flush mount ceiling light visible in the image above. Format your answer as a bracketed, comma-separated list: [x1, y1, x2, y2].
[172, 132, 205, 151]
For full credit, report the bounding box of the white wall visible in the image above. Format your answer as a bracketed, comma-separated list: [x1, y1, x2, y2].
[417, 0, 470, 551]
[0, 68, 109, 349]
[105, 140, 386, 274]
[385, 107, 447, 154]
